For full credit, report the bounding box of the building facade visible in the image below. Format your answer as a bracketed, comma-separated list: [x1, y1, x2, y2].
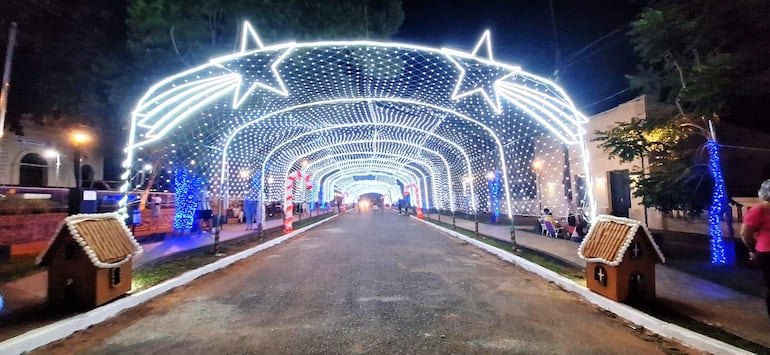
[584, 95, 769, 232]
[0, 120, 103, 188]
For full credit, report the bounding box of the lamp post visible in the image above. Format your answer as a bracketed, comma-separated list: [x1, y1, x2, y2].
[486, 171, 498, 224]
[463, 175, 479, 237]
[260, 175, 274, 238]
[532, 159, 544, 214]
[461, 175, 472, 232]
[68, 129, 92, 215]
[140, 163, 153, 188]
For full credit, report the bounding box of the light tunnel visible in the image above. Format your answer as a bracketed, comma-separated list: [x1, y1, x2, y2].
[123, 22, 596, 231]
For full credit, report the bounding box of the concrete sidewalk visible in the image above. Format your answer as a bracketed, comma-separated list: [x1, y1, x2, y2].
[445, 216, 770, 348]
[134, 218, 285, 268]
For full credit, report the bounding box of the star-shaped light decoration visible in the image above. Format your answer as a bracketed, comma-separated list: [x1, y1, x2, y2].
[210, 23, 294, 108]
[443, 31, 521, 114]
[240, 21, 265, 52]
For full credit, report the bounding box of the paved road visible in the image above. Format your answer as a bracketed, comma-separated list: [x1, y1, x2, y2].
[39, 211, 690, 354]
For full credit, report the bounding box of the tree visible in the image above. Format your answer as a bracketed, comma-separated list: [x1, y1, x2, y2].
[592, 112, 708, 214]
[595, 0, 769, 263]
[121, 0, 405, 208]
[1, 1, 128, 135]
[597, 0, 770, 213]
[120, 0, 404, 102]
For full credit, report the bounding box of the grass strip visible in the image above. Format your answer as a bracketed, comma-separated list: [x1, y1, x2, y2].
[0, 255, 44, 283]
[131, 213, 335, 290]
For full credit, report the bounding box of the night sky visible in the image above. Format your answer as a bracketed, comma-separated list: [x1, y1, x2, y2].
[1, 1, 647, 180]
[395, 0, 641, 115]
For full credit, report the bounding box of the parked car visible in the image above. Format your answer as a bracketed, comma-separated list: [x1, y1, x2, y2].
[266, 202, 283, 217]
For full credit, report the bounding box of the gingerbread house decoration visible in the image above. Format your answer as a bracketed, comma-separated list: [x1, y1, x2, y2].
[578, 215, 664, 303]
[37, 213, 143, 309]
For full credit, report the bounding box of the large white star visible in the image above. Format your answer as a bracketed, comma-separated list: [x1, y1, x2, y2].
[443, 31, 520, 114]
[210, 45, 293, 108]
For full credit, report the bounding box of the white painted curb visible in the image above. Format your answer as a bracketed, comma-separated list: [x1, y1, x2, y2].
[0, 214, 339, 355]
[413, 216, 752, 355]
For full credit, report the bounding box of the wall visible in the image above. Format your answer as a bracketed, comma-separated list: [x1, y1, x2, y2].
[0, 212, 67, 245]
[583, 96, 662, 227]
[0, 121, 103, 187]
[582, 96, 768, 233]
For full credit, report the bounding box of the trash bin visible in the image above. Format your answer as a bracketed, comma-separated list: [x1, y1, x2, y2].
[80, 190, 98, 213]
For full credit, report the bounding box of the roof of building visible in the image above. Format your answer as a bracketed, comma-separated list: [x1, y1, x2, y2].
[578, 215, 665, 266]
[37, 213, 143, 268]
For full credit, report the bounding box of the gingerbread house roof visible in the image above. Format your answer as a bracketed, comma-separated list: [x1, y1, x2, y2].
[577, 215, 665, 266]
[37, 213, 143, 268]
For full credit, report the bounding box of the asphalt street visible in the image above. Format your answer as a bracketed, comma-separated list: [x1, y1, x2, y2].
[38, 211, 691, 354]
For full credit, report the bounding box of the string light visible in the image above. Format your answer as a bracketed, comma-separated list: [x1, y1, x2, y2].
[707, 140, 733, 265]
[173, 168, 200, 230]
[123, 22, 596, 224]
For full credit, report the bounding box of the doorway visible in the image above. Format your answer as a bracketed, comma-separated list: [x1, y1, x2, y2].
[608, 170, 631, 218]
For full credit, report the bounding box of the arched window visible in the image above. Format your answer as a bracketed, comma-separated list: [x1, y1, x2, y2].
[19, 153, 48, 187]
[81, 164, 94, 182]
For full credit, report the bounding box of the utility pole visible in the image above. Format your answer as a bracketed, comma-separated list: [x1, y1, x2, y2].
[547, 0, 561, 81]
[0, 22, 18, 138]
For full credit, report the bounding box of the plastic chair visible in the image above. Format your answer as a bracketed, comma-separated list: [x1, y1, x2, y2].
[544, 220, 566, 238]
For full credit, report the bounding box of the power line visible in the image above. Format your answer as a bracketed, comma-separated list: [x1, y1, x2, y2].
[583, 87, 633, 110]
[563, 24, 628, 66]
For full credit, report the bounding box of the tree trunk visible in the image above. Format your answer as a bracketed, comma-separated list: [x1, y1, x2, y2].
[139, 160, 162, 210]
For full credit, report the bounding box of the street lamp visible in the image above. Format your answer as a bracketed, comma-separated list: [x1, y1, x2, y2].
[70, 129, 91, 188]
[532, 159, 544, 214]
[68, 128, 92, 215]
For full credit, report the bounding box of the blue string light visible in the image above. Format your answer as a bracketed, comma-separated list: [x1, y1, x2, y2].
[247, 172, 261, 201]
[488, 170, 501, 222]
[173, 168, 201, 231]
[707, 140, 733, 265]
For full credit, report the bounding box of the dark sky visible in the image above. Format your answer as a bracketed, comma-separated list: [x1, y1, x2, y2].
[395, 0, 642, 115]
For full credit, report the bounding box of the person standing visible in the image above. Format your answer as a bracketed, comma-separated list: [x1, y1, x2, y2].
[150, 194, 162, 229]
[741, 179, 770, 319]
[197, 186, 213, 234]
[244, 199, 257, 231]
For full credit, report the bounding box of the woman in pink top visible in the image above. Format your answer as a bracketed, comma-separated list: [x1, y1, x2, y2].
[741, 179, 770, 319]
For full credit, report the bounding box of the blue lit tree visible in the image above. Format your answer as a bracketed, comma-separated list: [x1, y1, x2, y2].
[173, 168, 201, 231]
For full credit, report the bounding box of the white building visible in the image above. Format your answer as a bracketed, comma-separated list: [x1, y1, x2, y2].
[584, 95, 769, 233]
[583, 96, 655, 226]
[0, 120, 103, 187]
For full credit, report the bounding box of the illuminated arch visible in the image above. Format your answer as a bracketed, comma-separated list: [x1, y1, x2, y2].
[295, 143, 455, 206]
[123, 22, 597, 229]
[251, 122, 474, 207]
[318, 162, 429, 205]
